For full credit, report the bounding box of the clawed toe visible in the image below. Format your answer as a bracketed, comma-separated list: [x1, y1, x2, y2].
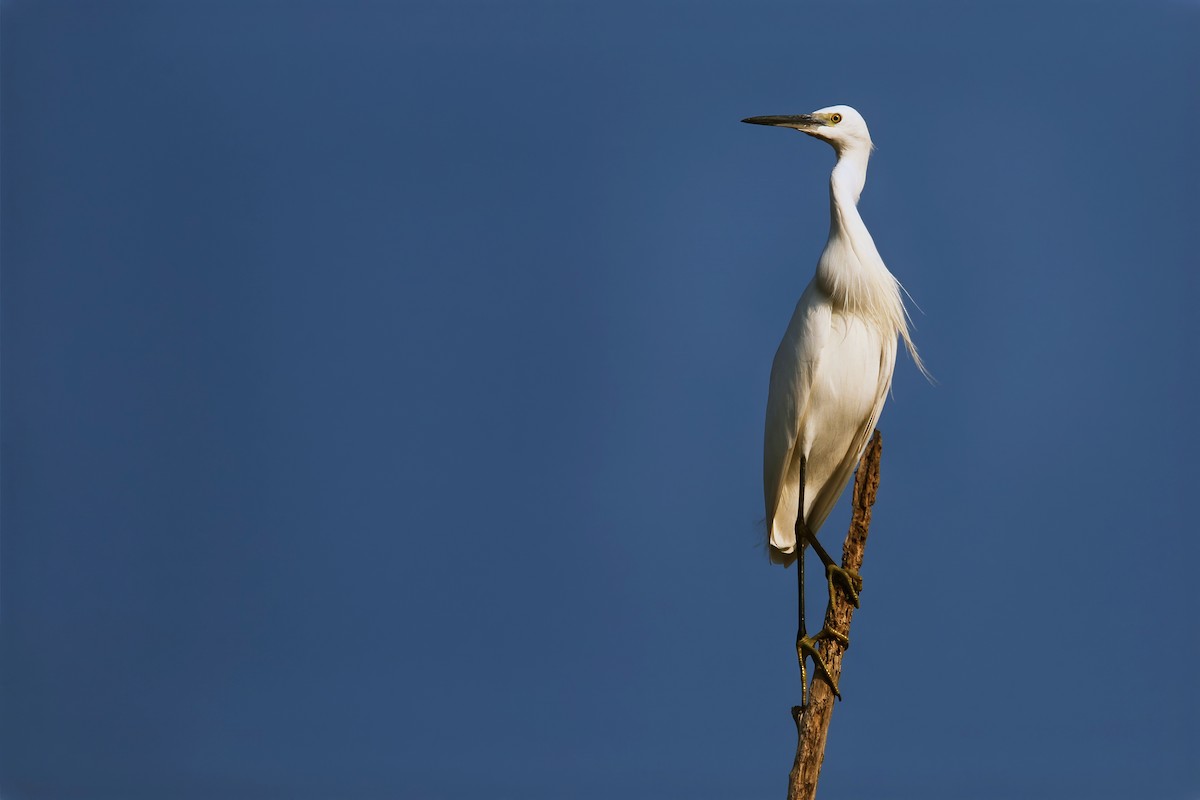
[825, 564, 862, 608]
[796, 626, 848, 704]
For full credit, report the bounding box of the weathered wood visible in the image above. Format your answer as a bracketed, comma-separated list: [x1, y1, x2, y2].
[786, 430, 883, 800]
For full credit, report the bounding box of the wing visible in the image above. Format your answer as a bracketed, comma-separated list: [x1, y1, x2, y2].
[763, 281, 831, 560]
[802, 331, 898, 538]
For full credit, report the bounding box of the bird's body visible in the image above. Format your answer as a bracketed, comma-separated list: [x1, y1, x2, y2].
[749, 105, 920, 565]
[743, 104, 922, 701]
[764, 280, 895, 561]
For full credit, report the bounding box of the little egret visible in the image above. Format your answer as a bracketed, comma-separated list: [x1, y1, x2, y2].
[743, 105, 924, 702]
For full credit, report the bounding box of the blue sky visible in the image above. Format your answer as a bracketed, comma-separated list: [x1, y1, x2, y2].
[3, 2, 1197, 798]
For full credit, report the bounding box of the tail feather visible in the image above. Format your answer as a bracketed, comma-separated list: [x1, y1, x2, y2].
[768, 482, 800, 566]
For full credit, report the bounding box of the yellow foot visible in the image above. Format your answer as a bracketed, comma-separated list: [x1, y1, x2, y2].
[826, 563, 863, 608]
[796, 626, 850, 705]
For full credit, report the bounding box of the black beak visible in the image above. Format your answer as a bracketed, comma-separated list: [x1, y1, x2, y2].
[741, 114, 822, 130]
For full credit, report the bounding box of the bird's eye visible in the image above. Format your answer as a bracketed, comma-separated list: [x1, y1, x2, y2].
[829, 113, 842, 124]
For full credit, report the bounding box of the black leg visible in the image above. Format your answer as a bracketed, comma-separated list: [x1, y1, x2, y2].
[801, 527, 862, 609]
[795, 529, 809, 705]
[793, 456, 846, 704]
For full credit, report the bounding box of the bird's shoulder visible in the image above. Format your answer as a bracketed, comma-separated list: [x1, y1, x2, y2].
[770, 281, 833, 380]
[765, 281, 833, 439]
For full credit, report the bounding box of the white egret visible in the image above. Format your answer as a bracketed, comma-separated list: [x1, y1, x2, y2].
[743, 105, 924, 702]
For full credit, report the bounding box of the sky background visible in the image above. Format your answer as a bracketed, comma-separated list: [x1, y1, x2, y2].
[3, 1, 1198, 798]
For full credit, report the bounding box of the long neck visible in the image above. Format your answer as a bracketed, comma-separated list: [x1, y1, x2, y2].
[816, 142, 928, 377]
[827, 146, 872, 247]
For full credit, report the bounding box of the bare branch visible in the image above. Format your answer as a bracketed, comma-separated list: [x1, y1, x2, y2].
[787, 430, 883, 800]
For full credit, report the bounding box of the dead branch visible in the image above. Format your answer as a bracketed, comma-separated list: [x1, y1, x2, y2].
[786, 430, 883, 800]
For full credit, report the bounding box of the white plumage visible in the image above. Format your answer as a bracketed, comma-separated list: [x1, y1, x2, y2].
[746, 105, 923, 563]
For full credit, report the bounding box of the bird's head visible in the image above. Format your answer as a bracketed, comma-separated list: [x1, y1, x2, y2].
[742, 104, 873, 153]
